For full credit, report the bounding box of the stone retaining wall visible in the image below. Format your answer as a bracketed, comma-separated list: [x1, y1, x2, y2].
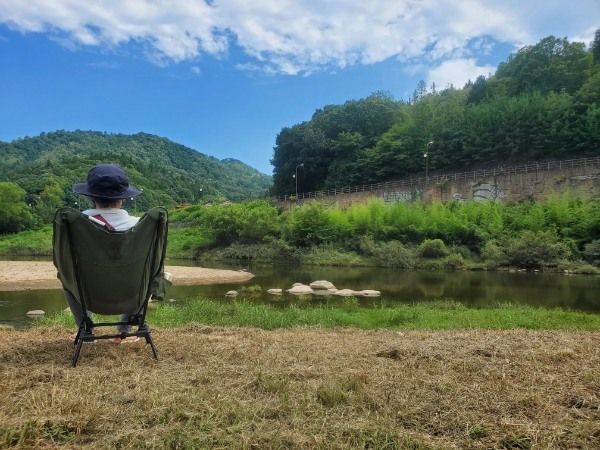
[275, 160, 600, 209]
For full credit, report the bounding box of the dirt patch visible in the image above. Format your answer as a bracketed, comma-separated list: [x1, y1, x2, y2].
[0, 261, 254, 291]
[1, 326, 599, 449]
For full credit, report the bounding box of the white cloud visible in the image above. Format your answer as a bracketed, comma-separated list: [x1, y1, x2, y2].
[427, 58, 496, 90]
[0, 0, 597, 75]
[571, 27, 598, 47]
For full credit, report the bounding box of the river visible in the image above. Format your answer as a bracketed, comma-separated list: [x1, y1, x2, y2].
[1, 260, 599, 327]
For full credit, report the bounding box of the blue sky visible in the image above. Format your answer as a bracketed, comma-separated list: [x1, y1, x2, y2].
[1, 1, 598, 175]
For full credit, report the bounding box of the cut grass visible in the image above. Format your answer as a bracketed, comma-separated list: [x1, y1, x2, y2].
[1, 326, 599, 449]
[17, 299, 600, 448]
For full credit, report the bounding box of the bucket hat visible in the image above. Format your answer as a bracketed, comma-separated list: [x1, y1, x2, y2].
[72, 164, 142, 199]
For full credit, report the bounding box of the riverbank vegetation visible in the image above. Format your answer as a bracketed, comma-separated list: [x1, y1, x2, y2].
[3, 194, 600, 274]
[166, 195, 600, 273]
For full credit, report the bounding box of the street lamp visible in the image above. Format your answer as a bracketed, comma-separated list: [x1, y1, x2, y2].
[424, 141, 433, 182]
[294, 163, 304, 198]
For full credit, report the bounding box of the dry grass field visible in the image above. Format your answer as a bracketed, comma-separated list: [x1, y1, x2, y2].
[1, 325, 599, 449]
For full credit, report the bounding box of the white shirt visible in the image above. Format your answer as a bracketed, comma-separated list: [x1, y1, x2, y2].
[83, 208, 140, 231]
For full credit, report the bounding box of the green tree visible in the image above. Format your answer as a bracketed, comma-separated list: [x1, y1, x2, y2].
[590, 28, 600, 64]
[467, 75, 490, 105]
[0, 182, 35, 233]
[271, 93, 400, 195]
[283, 202, 334, 246]
[34, 180, 65, 221]
[496, 36, 591, 95]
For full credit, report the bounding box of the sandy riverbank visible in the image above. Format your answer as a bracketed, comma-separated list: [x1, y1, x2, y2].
[0, 260, 254, 291]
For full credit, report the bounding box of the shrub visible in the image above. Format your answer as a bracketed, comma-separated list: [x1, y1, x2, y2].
[283, 202, 335, 247]
[570, 264, 600, 274]
[583, 239, 600, 266]
[299, 246, 364, 266]
[357, 234, 377, 256]
[480, 240, 507, 268]
[372, 241, 415, 269]
[451, 245, 474, 260]
[416, 258, 444, 270]
[239, 284, 262, 293]
[443, 253, 467, 270]
[417, 239, 449, 259]
[220, 242, 295, 262]
[504, 230, 565, 269]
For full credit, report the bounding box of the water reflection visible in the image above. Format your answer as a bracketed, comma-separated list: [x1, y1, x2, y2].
[1, 260, 599, 328]
[0, 289, 66, 328]
[172, 263, 600, 313]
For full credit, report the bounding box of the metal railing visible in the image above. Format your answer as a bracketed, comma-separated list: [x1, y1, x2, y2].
[275, 156, 600, 202]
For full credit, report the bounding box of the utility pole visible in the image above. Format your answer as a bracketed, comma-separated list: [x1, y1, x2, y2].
[424, 141, 433, 182]
[294, 163, 304, 198]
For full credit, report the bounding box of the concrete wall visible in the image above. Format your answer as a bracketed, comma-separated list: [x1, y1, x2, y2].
[274, 158, 600, 209]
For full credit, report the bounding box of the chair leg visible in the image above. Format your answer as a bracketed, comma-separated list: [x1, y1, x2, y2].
[138, 324, 159, 360]
[71, 329, 94, 367]
[148, 336, 159, 360]
[73, 327, 82, 346]
[72, 340, 83, 367]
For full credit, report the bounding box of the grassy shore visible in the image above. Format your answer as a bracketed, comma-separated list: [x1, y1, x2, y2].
[38, 298, 600, 331]
[1, 299, 598, 449]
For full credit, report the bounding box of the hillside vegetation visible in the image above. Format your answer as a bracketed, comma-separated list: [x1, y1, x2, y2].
[271, 33, 600, 196]
[0, 131, 272, 230]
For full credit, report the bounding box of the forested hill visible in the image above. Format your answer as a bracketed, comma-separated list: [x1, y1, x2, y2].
[271, 33, 600, 196]
[0, 130, 273, 209]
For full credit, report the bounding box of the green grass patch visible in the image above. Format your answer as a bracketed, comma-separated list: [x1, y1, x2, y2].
[298, 245, 366, 266]
[0, 226, 53, 256]
[36, 298, 600, 331]
[165, 227, 216, 259]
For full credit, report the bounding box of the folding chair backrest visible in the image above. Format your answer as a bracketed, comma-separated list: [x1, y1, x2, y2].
[53, 207, 168, 315]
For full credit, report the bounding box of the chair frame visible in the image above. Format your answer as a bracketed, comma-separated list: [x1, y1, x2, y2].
[56, 208, 167, 367]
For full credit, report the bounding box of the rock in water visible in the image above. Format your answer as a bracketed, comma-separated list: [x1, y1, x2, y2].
[286, 284, 314, 295]
[310, 280, 337, 290]
[333, 289, 357, 297]
[361, 290, 381, 297]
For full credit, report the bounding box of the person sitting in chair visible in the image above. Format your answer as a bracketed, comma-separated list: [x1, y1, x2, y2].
[67, 163, 143, 343]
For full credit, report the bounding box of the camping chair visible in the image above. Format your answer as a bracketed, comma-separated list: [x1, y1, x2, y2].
[53, 206, 168, 367]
